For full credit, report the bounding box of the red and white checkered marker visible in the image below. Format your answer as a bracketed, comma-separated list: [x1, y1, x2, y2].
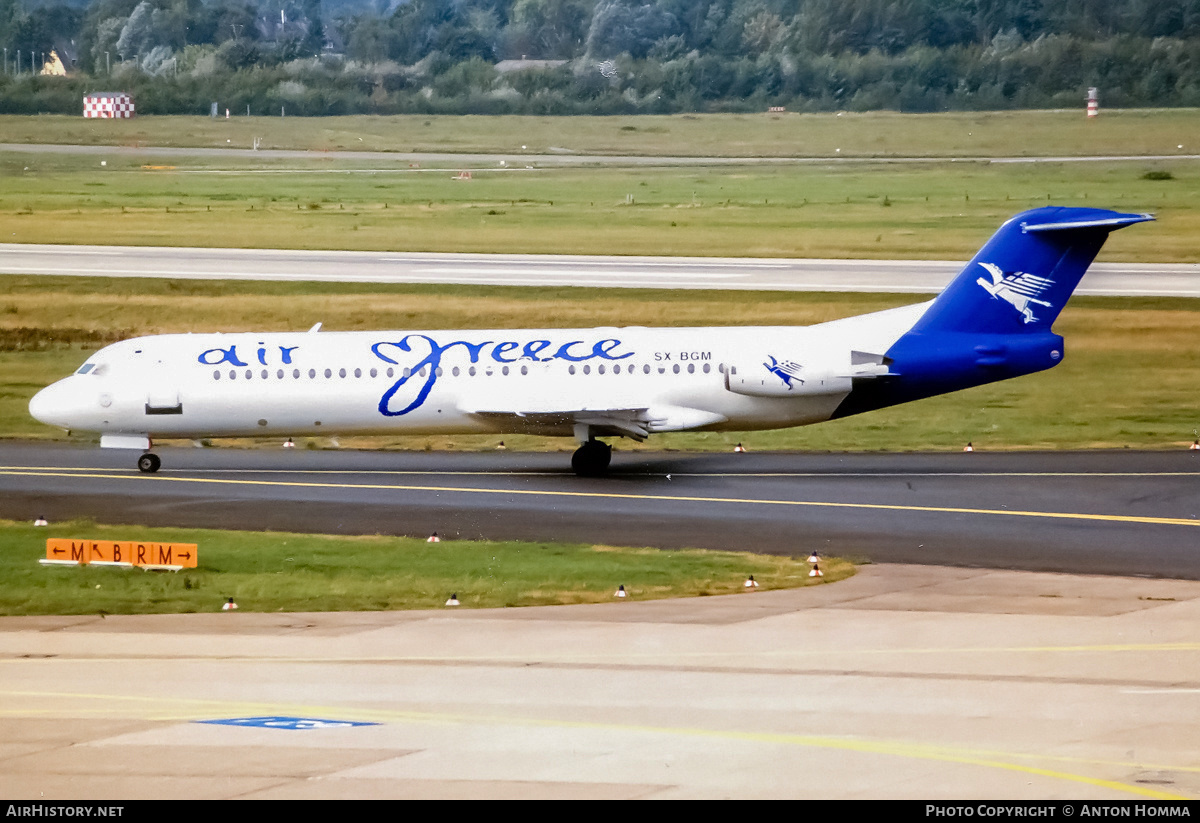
[83, 92, 135, 118]
[222, 598, 238, 611]
[427, 532, 441, 543]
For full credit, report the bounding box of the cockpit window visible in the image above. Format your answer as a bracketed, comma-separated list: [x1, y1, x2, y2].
[76, 363, 96, 375]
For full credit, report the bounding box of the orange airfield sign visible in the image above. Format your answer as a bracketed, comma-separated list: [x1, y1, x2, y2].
[45, 539, 198, 569]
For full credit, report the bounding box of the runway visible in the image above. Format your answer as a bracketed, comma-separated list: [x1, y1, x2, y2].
[2, 443, 1197, 579]
[3, 243, 1197, 295]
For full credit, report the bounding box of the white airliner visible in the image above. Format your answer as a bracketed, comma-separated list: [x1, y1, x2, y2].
[29, 207, 1151, 475]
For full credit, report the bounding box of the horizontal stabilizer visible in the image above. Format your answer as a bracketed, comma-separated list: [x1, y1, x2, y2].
[1021, 213, 1154, 233]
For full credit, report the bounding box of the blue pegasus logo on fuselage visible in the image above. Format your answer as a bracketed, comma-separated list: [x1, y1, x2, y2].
[764, 355, 804, 390]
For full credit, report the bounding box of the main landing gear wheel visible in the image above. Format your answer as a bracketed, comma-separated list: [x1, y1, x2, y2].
[137, 453, 161, 474]
[571, 440, 611, 477]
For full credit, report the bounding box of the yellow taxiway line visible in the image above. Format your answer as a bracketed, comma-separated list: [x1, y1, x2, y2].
[1, 467, 1197, 529]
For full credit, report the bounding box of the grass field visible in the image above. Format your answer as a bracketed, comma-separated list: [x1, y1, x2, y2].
[2, 110, 1198, 261]
[4, 276, 1198, 452]
[2, 152, 1196, 260]
[3, 110, 1198, 158]
[0, 518, 844, 615]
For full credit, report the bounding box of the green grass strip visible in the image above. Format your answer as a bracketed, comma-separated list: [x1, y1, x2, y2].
[0, 519, 845, 616]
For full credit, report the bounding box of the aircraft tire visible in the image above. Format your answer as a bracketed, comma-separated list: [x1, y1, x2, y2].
[571, 441, 611, 477]
[137, 453, 161, 474]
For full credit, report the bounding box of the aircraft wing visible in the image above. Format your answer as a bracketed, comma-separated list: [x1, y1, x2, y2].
[466, 403, 728, 440]
[467, 406, 655, 440]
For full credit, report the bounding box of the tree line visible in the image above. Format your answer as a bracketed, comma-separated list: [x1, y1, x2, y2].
[2, 0, 1200, 115]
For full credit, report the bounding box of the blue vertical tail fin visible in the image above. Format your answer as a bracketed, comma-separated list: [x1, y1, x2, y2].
[830, 207, 1153, 420]
[911, 207, 1153, 336]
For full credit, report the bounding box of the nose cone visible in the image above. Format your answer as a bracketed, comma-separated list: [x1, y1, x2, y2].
[29, 379, 84, 430]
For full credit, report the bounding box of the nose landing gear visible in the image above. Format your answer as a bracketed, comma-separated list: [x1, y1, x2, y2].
[137, 453, 161, 473]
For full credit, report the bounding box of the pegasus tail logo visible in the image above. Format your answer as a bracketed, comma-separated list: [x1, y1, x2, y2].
[975, 262, 1055, 324]
[764, 356, 804, 389]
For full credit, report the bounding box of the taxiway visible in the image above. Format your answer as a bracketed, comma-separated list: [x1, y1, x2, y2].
[1, 443, 1197, 578]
